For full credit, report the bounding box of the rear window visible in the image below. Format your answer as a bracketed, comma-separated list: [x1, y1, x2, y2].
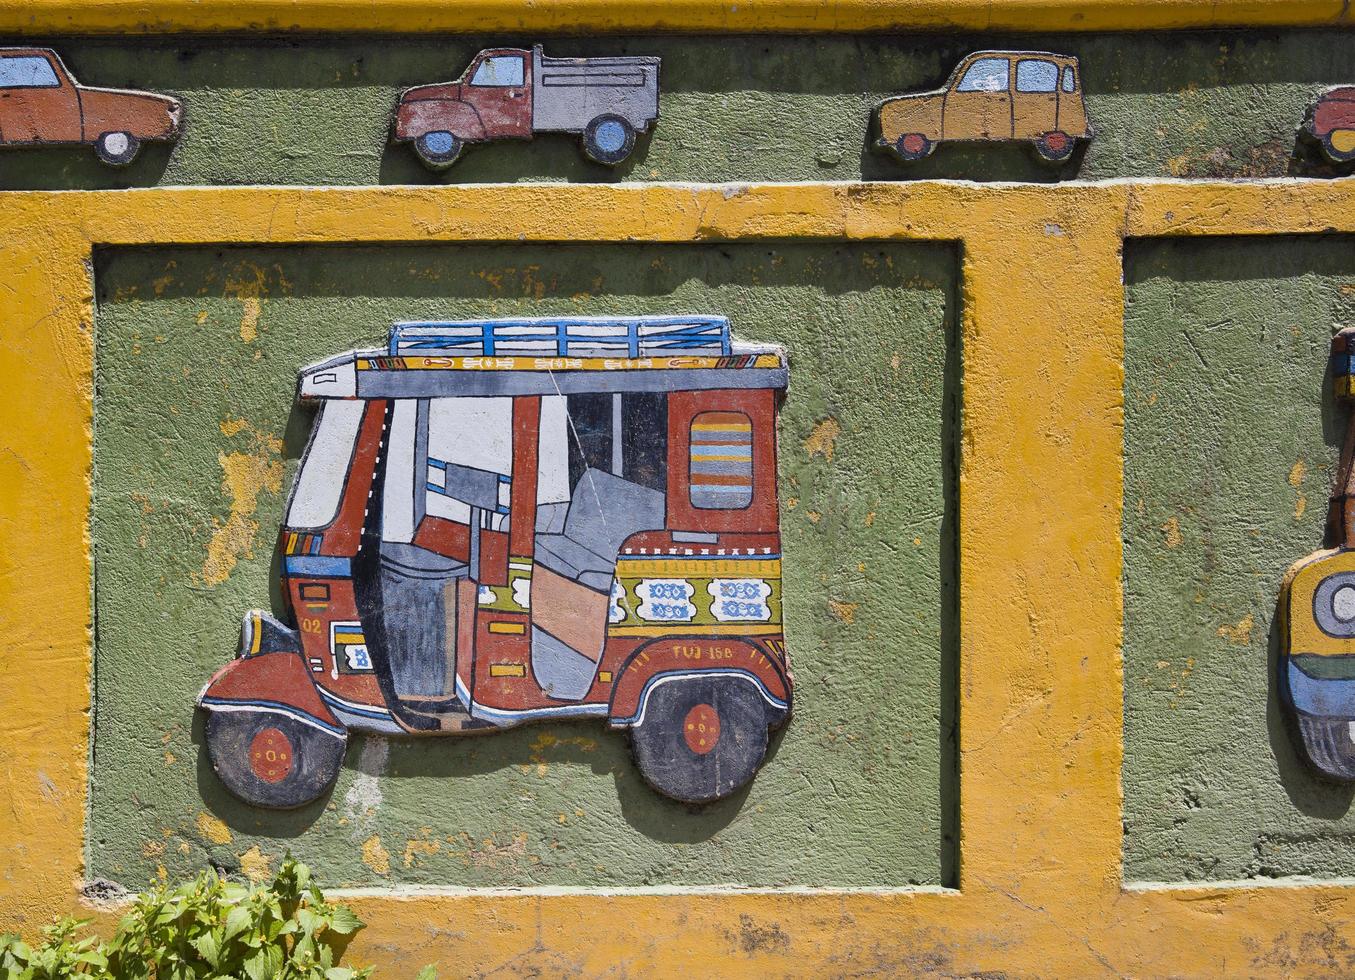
[689, 411, 753, 510]
[0, 56, 59, 88]
[1016, 59, 1058, 94]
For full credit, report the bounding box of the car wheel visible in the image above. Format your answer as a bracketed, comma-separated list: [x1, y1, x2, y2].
[414, 130, 463, 169]
[629, 675, 769, 804]
[1321, 130, 1355, 164]
[204, 709, 346, 809]
[894, 133, 933, 161]
[1295, 714, 1355, 781]
[95, 131, 140, 166]
[582, 114, 636, 166]
[1034, 131, 1076, 163]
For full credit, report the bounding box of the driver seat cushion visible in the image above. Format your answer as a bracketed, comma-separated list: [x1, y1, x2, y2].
[533, 468, 665, 592]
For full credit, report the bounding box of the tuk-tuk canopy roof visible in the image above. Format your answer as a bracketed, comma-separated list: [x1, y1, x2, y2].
[299, 316, 788, 400]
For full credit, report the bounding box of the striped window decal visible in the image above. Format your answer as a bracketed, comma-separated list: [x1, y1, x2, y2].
[690, 411, 754, 509]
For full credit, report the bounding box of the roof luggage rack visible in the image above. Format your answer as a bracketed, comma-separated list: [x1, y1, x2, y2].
[390, 316, 732, 359]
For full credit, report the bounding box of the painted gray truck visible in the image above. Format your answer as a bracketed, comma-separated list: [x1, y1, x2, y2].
[394, 45, 660, 168]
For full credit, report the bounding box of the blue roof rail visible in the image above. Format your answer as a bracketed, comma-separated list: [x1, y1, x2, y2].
[389, 315, 732, 359]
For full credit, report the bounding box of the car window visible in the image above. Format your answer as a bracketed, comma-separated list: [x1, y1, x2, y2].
[1016, 59, 1058, 94]
[956, 58, 1009, 93]
[689, 411, 754, 510]
[0, 55, 60, 88]
[471, 55, 525, 87]
[1062, 66, 1076, 93]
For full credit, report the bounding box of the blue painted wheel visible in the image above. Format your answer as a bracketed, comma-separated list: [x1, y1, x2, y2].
[414, 130, 463, 169]
[582, 114, 637, 166]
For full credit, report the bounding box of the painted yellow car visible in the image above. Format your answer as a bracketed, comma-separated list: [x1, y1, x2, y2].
[877, 50, 1092, 163]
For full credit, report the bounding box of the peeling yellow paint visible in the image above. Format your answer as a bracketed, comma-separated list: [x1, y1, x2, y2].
[195, 812, 232, 846]
[1290, 459, 1308, 520]
[403, 830, 442, 869]
[200, 422, 284, 586]
[239, 845, 273, 882]
[362, 835, 391, 875]
[1162, 516, 1182, 548]
[803, 417, 841, 462]
[828, 599, 858, 625]
[1217, 614, 1255, 646]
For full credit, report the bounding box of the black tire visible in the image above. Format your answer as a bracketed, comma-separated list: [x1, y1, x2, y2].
[95, 131, 140, 166]
[414, 130, 463, 169]
[582, 114, 636, 166]
[629, 675, 768, 803]
[894, 133, 933, 161]
[1296, 714, 1355, 780]
[1034, 131, 1076, 163]
[1322, 132, 1355, 164]
[204, 709, 346, 809]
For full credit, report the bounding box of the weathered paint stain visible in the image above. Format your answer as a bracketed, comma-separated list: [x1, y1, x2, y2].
[1217, 614, 1255, 646]
[194, 812, 231, 846]
[199, 421, 284, 586]
[361, 835, 391, 875]
[239, 845, 272, 882]
[802, 417, 841, 462]
[1291, 458, 1308, 520]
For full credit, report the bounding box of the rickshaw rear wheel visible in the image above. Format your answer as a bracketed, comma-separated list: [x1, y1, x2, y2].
[629, 675, 768, 804]
[1296, 714, 1355, 781]
[204, 709, 346, 809]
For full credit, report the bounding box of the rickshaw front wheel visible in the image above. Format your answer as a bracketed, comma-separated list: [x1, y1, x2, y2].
[629, 675, 768, 804]
[204, 709, 346, 809]
[1296, 713, 1355, 781]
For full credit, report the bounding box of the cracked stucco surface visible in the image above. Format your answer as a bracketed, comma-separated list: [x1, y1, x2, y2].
[1124, 236, 1355, 882]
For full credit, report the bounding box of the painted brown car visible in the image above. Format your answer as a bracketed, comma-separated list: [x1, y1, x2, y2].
[877, 50, 1092, 164]
[1308, 86, 1355, 164]
[0, 47, 181, 165]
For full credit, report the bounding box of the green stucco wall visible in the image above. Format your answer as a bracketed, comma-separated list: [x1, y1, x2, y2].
[90, 242, 957, 888]
[3, 29, 1351, 190]
[1124, 236, 1355, 882]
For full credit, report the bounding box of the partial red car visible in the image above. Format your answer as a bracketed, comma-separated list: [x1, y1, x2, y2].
[0, 47, 181, 165]
[1308, 86, 1355, 164]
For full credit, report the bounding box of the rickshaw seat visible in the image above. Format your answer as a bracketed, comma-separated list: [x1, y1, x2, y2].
[533, 468, 664, 592]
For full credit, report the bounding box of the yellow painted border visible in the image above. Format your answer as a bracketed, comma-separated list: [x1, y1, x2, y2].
[3, 178, 1355, 974]
[0, 0, 1348, 33]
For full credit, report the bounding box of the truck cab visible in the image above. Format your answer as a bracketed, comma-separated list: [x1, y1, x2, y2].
[0, 47, 181, 165]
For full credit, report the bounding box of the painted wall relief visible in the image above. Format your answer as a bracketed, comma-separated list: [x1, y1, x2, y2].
[1307, 87, 1355, 165]
[393, 45, 660, 168]
[1283, 327, 1355, 779]
[0, 47, 181, 165]
[875, 50, 1092, 164]
[198, 316, 792, 807]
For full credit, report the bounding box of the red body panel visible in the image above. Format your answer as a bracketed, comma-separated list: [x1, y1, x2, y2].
[667, 388, 780, 534]
[199, 650, 342, 732]
[607, 636, 791, 725]
[394, 48, 533, 144]
[1314, 90, 1355, 136]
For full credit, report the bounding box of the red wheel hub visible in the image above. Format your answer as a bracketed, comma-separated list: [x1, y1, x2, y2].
[683, 704, 721, 755]
[902, 133, 927, 155]
[249, 727, 294, 783]
[1043, 131, 1069, 152]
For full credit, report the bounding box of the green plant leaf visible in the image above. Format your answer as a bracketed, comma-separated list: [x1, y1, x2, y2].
[325, 907, 363, 936]
[415, 966, 439, 980]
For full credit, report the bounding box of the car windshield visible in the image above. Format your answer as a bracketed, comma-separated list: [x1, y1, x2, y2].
[286, 399, 365, 529]
[0, 55, 59, 88]
[471, 55, 525, 87]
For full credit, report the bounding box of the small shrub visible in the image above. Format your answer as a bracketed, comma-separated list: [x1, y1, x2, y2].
[0, 856, 415, 980]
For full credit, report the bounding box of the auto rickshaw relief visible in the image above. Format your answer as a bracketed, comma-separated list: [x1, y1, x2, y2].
[198, 316, 793, 807]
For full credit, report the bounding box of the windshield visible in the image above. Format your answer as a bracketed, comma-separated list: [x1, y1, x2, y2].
[286, 399, 365, 529]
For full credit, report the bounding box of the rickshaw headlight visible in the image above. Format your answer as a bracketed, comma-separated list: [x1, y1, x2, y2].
[1313, 572, 1355, 637]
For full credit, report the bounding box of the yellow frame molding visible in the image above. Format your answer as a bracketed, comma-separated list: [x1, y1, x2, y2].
[0, 0, 1348, 33]
[2, 178, 1355, 974]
